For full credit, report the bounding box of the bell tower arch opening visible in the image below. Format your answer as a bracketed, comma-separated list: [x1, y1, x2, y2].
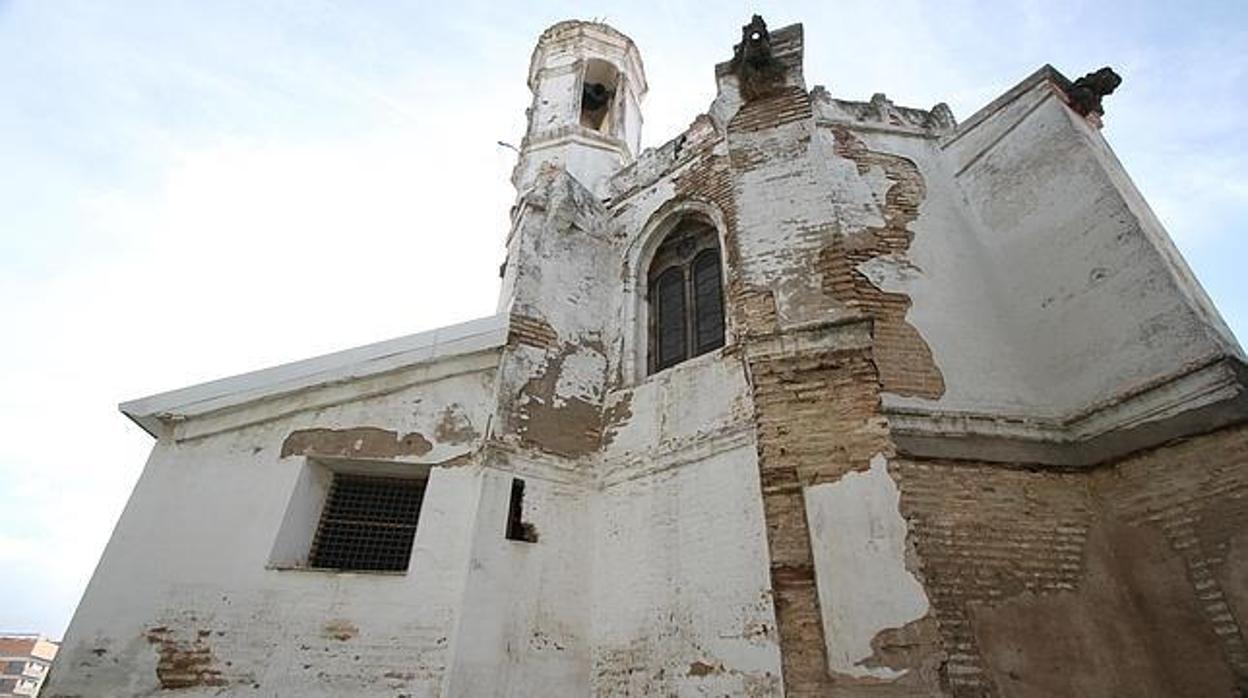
[511, 21, 647, 196]
[580, 58, 620, 134]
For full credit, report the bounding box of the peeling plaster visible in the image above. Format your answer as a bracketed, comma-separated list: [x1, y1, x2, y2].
[515, 342, 609, 457]
[822, 126, 946, 399]
[856, 254, 923, 290]
[599, 389, 634, 449]
[280, 427, 432, 459]
[552, 343, 607, 406]
[145, 625, 230, 690]
[51, 17, 1248, 698]
[805, 453, 931, 680]
[434, 404, 480, 445]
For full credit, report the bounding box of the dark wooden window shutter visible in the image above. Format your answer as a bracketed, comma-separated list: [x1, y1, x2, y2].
[647, 219, 725, 374]
[693, 249, 725, 355]
[653, 267, 687, 371]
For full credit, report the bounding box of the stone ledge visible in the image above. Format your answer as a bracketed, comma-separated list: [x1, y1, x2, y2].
[596, 422, 756, 490]
[122, 315, 508, 439]
[886, 357, 1248, 468]
[741, 315, 874, 362]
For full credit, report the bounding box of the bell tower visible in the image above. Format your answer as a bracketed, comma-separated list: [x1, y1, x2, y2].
[512, 21, 647, 196]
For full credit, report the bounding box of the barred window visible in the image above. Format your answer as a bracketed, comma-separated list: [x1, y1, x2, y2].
[309, 473, 424, 572]
[648, 220, 725, 373]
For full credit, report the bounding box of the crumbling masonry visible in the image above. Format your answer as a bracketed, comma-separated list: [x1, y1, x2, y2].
[49, 16, 1248, 697]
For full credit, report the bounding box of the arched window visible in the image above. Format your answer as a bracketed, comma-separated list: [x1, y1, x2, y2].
[647, 220, 725, 373]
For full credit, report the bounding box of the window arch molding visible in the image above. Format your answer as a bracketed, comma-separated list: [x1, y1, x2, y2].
[621, 198, 733, 384]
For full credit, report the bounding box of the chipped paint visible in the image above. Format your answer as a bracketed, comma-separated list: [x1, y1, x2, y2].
[599, 389, 633, 449]
[823, 125, 945, 399]
[50, 14, 1248, 698]
[805, 453, 935, 681]
[322, 619, 358, 642]
[145, 626, 229, 690]
[687, 659, 718, 676]
[434, 404, 479, 444]
[514, 342, 607, 457]
[280, 427, 432, 459]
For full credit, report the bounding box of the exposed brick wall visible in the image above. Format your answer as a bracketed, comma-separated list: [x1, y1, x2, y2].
[689, 69, 948, 695]
[667, 72, 1247, 697]
[663, 63, 1247, 698]
[728, 86, 813, 134]
[821, 126, 945, 399]
[686, 81, 845, 695]
[890, 460, 1094, 695]
[145, 626, 230, 690]
[1096, 423, 1248, 685]
[892, 424, 1248, 696]
[508, 313, 559, 349]
[747, 346, 890, 695]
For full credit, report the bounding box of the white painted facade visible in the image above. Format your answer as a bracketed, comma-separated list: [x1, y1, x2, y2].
[48, 16, 1247, 698]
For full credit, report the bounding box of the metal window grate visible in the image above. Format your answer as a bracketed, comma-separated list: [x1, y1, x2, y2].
[309, 473, 425, 572]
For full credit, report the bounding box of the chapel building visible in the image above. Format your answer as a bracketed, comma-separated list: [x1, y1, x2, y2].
[48, 17, 1248, 697]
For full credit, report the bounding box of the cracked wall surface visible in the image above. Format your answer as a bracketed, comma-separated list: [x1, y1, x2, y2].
[821, 126, 944, 399]
[47, 362, 497, 697]
[50, 16, 1248, 698]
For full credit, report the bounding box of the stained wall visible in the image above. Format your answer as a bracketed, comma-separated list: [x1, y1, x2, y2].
[48, 18, 1248, 698]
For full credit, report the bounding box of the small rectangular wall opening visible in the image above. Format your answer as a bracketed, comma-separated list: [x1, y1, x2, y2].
[309, 473, 425, 572]
[505, 477, 538, 543]
[269, 458, 429, 573]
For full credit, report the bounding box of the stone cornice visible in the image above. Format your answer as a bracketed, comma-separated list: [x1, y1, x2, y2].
[522, 126, 632, 159]
[942, 64, 1068, 150]
[886, 356, 1248, 467]
[122, 315, 508, 439]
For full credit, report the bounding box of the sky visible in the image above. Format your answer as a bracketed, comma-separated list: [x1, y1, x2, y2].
[1, 0, 1245, 640]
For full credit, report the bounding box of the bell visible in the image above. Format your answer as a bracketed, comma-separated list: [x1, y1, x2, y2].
[582, 82, 612, 111]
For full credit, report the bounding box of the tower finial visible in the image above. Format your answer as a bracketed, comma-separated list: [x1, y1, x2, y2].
[730, 15, 787, 101]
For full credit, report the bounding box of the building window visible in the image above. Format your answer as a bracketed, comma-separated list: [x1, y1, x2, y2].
[308, 473, 424, 572]
[648, 219, 725, 373]
[505, 478, 538, 542]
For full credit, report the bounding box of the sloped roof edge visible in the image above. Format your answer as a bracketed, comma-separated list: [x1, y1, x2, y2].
[943, 64, 1067, 149]
[121, 314, 508, 438]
